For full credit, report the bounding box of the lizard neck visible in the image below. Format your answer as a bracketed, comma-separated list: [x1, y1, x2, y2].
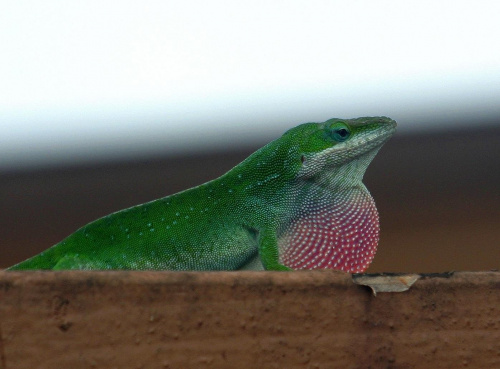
[277, 185, 380, 272]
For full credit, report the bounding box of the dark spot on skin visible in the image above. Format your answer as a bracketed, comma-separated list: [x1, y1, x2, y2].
[301, 155, 305, 164]
[59, 322, 73, 332]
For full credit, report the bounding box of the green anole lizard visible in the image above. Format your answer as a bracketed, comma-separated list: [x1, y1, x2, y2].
[8, 117, 396, 272]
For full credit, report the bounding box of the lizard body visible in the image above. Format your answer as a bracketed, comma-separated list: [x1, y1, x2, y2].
[8, 117, 396, 272]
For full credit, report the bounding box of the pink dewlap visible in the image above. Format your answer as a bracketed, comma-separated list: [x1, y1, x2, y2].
[278, 190, 379, 273]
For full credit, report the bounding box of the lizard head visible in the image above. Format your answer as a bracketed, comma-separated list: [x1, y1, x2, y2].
[296, 116, 397, 185]
[276, 117, 397, 272]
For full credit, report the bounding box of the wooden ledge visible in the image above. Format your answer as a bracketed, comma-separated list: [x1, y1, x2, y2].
[1, 271, 499, 368]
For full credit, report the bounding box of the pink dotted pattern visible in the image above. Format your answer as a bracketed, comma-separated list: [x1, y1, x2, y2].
[278, 189, 379, 272]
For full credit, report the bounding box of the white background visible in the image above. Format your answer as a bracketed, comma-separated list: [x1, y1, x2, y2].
[1, 1, 499, 168]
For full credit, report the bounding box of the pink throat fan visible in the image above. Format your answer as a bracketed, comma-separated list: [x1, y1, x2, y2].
[278, 188, 379, 273]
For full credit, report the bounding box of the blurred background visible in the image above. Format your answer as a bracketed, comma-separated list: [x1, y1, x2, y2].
[1, 1, 499, 271]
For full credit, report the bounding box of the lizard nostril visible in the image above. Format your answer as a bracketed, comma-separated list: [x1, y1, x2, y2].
[301, 155, 305, 163]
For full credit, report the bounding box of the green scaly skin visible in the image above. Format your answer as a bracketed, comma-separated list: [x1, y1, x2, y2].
[8, 117, 397, 271]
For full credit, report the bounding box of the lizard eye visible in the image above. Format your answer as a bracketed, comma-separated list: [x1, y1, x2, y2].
[334, 128, 350, 141]
[327, 123, 351, 142]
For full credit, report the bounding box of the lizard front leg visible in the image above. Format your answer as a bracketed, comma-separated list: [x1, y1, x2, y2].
[258, 228, 292, 271]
